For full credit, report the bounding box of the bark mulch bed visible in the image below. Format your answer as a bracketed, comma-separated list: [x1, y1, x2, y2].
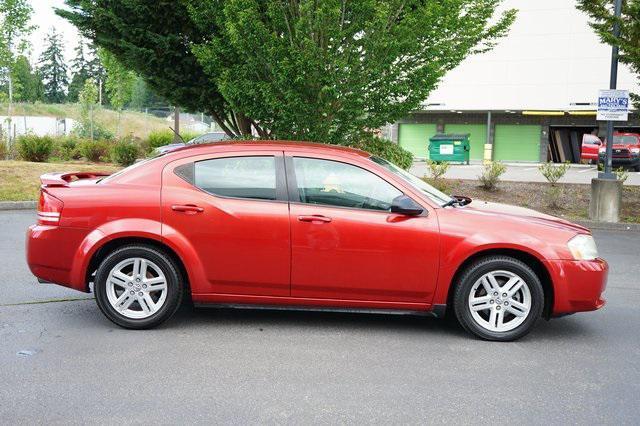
[428, 179, 640, 223]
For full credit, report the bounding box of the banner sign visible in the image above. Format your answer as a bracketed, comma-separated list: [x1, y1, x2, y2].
[597, 89, 629, 121]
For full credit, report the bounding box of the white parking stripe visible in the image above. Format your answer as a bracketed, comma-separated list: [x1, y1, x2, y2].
[578, 167, 596, 173]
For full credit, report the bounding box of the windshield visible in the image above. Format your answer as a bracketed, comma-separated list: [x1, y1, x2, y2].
[613, 135, 639, 145]
[370, 156, 452, 206]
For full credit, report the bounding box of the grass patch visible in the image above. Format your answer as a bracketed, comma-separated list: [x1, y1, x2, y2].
[427, 178, 640, 224]
[1, 102, 172, 139]
[0, 160, 120, 201]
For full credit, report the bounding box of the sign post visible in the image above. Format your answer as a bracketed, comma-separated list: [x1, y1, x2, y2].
[597, 0, 625, 180]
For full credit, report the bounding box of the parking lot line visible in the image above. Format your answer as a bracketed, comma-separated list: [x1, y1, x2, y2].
[579, 167, 596, 173]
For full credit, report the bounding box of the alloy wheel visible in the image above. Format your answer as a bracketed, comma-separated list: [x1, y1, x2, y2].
[105, 257, 168, 319]
[467, 270, 532, 333]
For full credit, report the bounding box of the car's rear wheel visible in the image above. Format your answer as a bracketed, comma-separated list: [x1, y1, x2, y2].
[94, 245, 183, 329]
[453, 256, 544, 341]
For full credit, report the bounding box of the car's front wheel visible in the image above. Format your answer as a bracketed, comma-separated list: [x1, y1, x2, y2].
[453, 256, 544, 341]
[94, 245, 184, 329]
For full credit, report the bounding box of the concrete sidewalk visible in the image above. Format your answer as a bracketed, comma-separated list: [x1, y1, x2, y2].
[410, 162, 640, 186]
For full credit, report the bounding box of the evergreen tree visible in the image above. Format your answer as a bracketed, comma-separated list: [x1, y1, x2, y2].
[67, 38, 91, 102]
[38, 28, 68, 103]
[10, 55, 44, 102]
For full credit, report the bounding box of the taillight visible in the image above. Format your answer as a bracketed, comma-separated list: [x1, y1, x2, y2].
[37, 190, 63, 225]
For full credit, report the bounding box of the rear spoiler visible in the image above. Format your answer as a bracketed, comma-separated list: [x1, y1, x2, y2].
[40, 172, 112, 188]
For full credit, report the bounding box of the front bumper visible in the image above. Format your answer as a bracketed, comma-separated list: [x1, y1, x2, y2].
[544, 258, 608, 315]
[598, 154, 640, 166]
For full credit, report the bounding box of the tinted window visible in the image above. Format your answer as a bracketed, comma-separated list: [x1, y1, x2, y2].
[293, 157, 402, 211]
[195, 156, 276, 200]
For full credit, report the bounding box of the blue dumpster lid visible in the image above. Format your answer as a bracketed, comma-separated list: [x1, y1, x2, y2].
[429, 133, 470, 141]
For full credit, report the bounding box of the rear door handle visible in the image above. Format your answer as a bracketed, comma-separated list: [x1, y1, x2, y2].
[298, 215, 332, 223]
[171, 204, 204, 213]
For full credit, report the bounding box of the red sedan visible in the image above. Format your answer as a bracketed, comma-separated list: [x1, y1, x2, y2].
[26, 142, 607, 341]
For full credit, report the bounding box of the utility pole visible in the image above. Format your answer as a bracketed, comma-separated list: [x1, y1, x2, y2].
[599, 0, 623, 179]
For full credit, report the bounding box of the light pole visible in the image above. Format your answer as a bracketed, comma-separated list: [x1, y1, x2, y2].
[599, 0, 623, 179]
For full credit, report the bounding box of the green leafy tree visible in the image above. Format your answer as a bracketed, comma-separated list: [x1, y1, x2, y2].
[39, 28, 68, 103]
[98, 48, 135, 135]
[577, 0, 640, 105]
[2, 55, 44, 102]
[189, 0, 516, 143]
[67, 38, 91, 102]
[57, 0, 252, 138]
[129, 76, 166, 110]
[86, 42, 106, 104]
[78, 78, 98, 140]
[0, 0, 34, 150]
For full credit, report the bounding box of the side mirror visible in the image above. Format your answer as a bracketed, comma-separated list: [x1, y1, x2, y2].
[390, 195, 424, 216]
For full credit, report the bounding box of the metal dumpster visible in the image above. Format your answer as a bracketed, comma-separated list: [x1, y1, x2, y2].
[428, 133, 471, 164]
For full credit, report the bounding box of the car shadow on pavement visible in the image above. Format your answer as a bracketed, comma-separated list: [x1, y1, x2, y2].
[160, 303, 600, 342]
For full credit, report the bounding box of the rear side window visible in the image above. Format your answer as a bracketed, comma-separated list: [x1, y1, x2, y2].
[194, 156, 276, 200]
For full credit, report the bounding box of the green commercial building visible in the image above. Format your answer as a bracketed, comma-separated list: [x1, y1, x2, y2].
[392, 111, 639, 164]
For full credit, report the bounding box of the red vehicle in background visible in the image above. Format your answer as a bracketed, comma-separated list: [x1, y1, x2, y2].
[580, 134, 603, 163]
[26, 141, 608, 341]
[598, 133, 640, 171]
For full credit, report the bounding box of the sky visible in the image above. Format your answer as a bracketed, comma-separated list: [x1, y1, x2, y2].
[28, 0, 81, 64]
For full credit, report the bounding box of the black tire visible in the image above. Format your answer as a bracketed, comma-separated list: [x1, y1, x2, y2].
[634, 164, 640, 172]
[453, 256, 544, 341]
[94, 245, 184, 329]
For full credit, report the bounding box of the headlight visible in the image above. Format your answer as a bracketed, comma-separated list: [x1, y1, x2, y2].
[631, 147, 640, 154]
[599, 147, 606, 153]
[567, 234, 599, 260]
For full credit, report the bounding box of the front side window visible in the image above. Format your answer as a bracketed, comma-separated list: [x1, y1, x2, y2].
[292, 157, 402, 211]
[194, 156, 276, 200]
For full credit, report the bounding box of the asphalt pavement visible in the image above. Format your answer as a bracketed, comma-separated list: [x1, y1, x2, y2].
[410, 162, 640, 185]
[1, 210, 639, 424]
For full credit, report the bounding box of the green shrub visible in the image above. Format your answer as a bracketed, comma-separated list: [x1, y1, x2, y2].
[16, 134, 55, 162]
[478, 161, 506, 191]
[111, 138, 140, 166]
[346, 134, 414, 170]
[426, 160, 450, 179]
[78, 140, 110, 162]
[145, 130, 174, 152]
[0, 140, 7, 159]
[538, 162, 570, 186]
[615, 166, 629, 183]
[73, 121, 114, 141]
[55, 136, 83, 161]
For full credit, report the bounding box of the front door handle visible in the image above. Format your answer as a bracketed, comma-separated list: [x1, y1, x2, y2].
[171, 204, 204, 213]
[298, 215, 332, 223]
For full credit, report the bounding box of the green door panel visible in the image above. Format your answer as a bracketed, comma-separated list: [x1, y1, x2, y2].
[494, 125, 541, 162]
[398, 123, 437, 159]
[444, 124, 487, 160]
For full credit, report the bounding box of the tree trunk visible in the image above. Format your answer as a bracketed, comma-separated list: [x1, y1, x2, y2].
[235, 112, 252, 137]
[6, 74, 13, 156]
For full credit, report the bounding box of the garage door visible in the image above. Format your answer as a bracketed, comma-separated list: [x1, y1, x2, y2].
[494, 125, 541, 162]
[398, 123, 437, 159]
[444, 124, 486, 160]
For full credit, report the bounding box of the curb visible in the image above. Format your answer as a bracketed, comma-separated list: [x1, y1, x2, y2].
[0, 201, 37, 211]
[574, 220, 640, 232]
[1, 201, 638, 232]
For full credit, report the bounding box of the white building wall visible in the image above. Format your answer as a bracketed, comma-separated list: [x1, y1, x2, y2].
[424, 0, 639, 111]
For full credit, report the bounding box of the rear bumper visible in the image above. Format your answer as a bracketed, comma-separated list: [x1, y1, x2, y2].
[544, 258, 608, 315]
[26, 224, 92, 292]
